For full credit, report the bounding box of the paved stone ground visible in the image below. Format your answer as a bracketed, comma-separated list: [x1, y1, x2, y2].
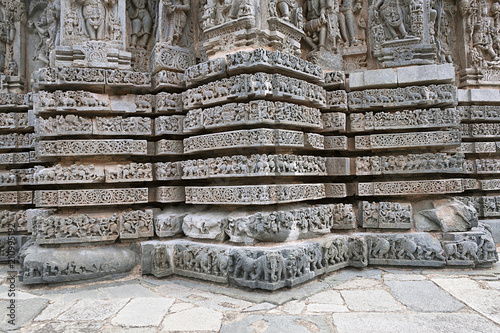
[1, 252, 500, 332]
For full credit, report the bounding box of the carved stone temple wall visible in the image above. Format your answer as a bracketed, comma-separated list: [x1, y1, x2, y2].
[0, 0, 498, 290]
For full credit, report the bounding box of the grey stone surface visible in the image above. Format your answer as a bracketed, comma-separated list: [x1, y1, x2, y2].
[111, 297, 174, 327]
[57, 299, 129, 321]
[384, 280, 465, 312]
[161, 307, 223, 332]
[243, 302, 276, 312]
[482, 220, 500, 243]
[20, 321, 105, 333]
[332, 312, 500, 333]
[341, 290, 403, 312]
[0, 298, 48, 330]
[221, 315, 334, 333]
[432, 277, 500, 325]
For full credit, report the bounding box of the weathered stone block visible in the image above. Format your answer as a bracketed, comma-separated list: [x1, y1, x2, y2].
[20, 244, 139, 284]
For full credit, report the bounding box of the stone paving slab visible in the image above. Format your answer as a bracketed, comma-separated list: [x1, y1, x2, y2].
[111, 297, 175, 327]
[332, 312, 500, 333]
[384, 280, 465, 312]
[0, 298, 48, 330]
[220, 315, 334, 333]
[2, 262, 500, 332]
[432, 277, 500, 325]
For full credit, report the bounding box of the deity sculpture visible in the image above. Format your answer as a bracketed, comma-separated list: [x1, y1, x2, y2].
[127, 0, 153, 48]
[303, 0, 339, 51]
[163, 0, 190, 45]
[29, 0, 60, 65]
[373, 0, 409, 40]
[338, 0, 362, 46]
[0, 9, 15, 73]
[76, 0, 118, 40]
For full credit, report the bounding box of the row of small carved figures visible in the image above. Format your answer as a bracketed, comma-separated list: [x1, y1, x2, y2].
[362, 202, 412, 225]
[368, 232, 497, 262]
[0, 155, 325, 185]
[34, 212, 153, 239]
[37, 67, 151, 85]
[226, 205, 355, 236]
[355, 153, 465, 174]
[348, 85, 456, 107]
[184, 73, 326, 106]
[171, 240, 362, 282]
[22, 262, 116, 279]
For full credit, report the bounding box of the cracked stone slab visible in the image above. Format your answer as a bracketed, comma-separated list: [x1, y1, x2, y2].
[221, 315, 334, 333]
[432, 277, 500, 325]
[383, 274, 427, 281]
[162, 278, 330, 305]
[243, 302, 276, 312]
[306, 290, 344, 304]
[280, 301, 306, 315]
[0, 298, 48, 331]
[19, 321, 105, 333]
[98, 284, 162, 298]
[161, 307, 223, 332]
[332, 312, 500, 333]
[111, 297, 174, 327]
[58, 299, 129, 321]
[306, 303, 349, 313]
[34, 300, 77, 321]
[333, 278, 383, 290]
[384, 281, 464, 312]
[341, 290, 403, 312]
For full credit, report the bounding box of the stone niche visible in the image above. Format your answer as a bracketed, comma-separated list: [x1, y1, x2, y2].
[0, 0, 497, 291]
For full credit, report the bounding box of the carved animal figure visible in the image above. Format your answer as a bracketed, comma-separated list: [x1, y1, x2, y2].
[254, 252, 285, 282]
[232, 251, 257, 280]
[370, 237, 391, 258]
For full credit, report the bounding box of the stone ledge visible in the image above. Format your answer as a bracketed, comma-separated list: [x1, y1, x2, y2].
[357, 179, 465, 196]
[348, 64, 455, 91]
[355, 131, 461, 150]
[34, 188, 149, 207]
[37, 139, 148, 157]
[185, 184, 326, 205]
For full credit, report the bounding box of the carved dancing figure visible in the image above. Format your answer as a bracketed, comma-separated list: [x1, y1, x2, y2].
[373, 0, 409, 40]
[127, 0, 153, 47]
[0, 9, 15, 73]
[163, 0, 190, 45]
[338, 0, 361, 46]
[303, 0, 334, 51]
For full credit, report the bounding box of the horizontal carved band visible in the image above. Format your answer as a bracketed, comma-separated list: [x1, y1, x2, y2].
[182, 72, 326, 110]
[183, 129, 310, 154]
[0, 152, 32, 165]
[348, 84, 457, 111]
[37, 115, 152, 137]
[181, 154, 326, 179]
[324, 136, 348, 150]
[35, 91, 154, 114]
[452, 142, 500, 154]
[0, 112, 32, 130]
[361, 201, 412, 229]
[155, 187, 185, 203]
[0, 94, 30, 110]
[0, 191, 32, 205]
[155, 116, 184, 135]
[35, 67, 151, 91]
[324, 91, 348, 111]
[0, 210, 28, 233]
[183, 101, 323, 133]
[34, 210, 154, 244]
[458, 105, 500, 121]
[185, 184, 326, 205]
[355, 153, 465, 175]
[0, 133, 34, 150]
[357, 179, 465, 196]
[34, 188, 149, 207]
[355, 131, 461, 150]
[205, 204, 355, 243]
[462, 123, 500, 138]
[350, 108, 459, 132]
[155, 140, 184, 155]
[37, 140, 148, 157]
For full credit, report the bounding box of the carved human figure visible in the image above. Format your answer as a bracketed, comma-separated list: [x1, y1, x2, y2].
[163, 0, 189, 45]
[303, 0, 333, 51]
[472, 16, 499, 62]
[229, 0, 253, 19]
[373, 0, 409, 40]
[127, 0, 153, 47]
[77, 0, 105, 40]
[0, 10, 15, 73]
[30, 0, 60, 65]
[338, 0, 361, 46]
